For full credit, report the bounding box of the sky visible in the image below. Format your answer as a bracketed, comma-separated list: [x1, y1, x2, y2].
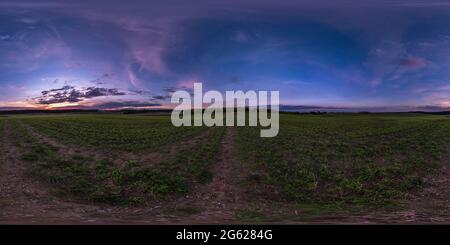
[0, 0, 449, 111]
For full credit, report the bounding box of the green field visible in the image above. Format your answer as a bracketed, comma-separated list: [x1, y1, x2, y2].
[238, 114, 450, 206]
[0, 113, 449, 222]
[18, 115, 206, 152]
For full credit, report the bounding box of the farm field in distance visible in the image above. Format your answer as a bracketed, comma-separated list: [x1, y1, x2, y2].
[0, 113, 449, 224]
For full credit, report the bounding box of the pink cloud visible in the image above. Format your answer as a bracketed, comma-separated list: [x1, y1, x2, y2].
[177, 80, 196, 90]
[126, 65, 142, 88]
[398, 56, 428, 69]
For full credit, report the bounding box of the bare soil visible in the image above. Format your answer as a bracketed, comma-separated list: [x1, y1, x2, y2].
[167, 127, 249, 224]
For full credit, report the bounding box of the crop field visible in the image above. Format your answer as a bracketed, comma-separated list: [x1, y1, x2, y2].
[0, 113, 449, 223]
[237, 114, 450, 208]
[18, 115, 206, 152]
[5, 115, 220, 204]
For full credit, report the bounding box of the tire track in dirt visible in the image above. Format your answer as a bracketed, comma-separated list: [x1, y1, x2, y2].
[172, 127, 249, 223]
[0, 119, 178, 224]
[18, 120, 214, 167]
[0, 119, 68, 221]
[1, 120, 248, 224]
[3, 119, 448, 224]
[0, 119, 99, 223]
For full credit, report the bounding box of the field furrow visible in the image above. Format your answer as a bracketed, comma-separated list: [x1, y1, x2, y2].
[8, 118, 226, 205]
[18, 115, 207, 152]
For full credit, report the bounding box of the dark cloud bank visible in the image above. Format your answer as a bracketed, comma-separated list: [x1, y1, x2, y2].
[33, 85, 126, 105]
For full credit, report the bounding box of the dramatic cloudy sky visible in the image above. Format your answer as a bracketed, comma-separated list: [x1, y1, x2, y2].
[0, 0, 449, 110]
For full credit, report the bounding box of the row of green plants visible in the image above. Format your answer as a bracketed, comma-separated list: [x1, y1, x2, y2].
[11, 118, 225, 204]
[237, 114, 450, 206]
[20, 115, 205, 152]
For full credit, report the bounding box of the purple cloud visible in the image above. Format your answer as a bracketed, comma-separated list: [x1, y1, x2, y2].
[398, 56, 428, 69]
[33, 85, 126, 105]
